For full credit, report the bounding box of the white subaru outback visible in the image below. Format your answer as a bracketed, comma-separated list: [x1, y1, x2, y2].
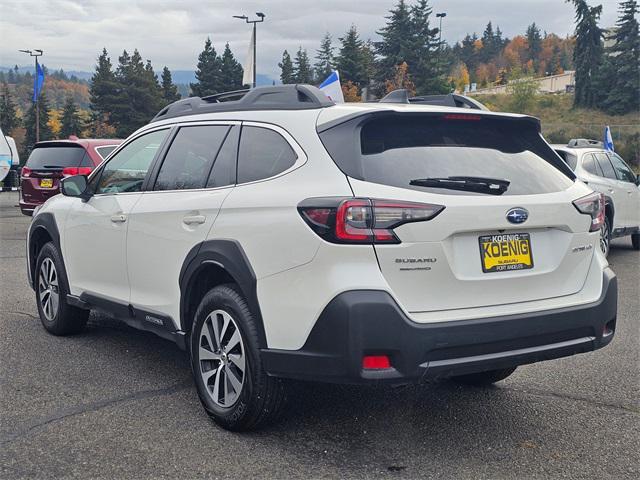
[27, 85, 617, 431]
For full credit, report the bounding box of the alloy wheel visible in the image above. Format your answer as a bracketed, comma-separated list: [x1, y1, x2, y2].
[38, 258, 59, 321]
[198, 309, 246, 408]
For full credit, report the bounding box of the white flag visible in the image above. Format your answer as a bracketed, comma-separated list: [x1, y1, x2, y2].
[318, 71, 344, 103]
[242, 28, 254, 87]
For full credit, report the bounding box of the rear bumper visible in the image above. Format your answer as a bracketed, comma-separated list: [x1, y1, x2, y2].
[262, 268, 617, 384]
[19, 199, 39, 215]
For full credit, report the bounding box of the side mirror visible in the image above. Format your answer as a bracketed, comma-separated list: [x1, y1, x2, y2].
[60, 175, 89, 198]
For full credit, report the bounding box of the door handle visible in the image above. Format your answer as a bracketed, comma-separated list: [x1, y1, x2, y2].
[183, 215, 206, 225]
[110, 214, 127, 223]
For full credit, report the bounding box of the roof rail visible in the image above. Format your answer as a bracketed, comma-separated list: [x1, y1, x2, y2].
[152, 84, 335, 123]
[376, 89, 488, 110]
[567, 138, 604, 148]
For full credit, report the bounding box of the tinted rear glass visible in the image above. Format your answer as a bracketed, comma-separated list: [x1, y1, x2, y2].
[320, 114, 574, 196]
[96, 145, 117, 159]
[555, 150, 577, 170]
[26, 146, 85, 169]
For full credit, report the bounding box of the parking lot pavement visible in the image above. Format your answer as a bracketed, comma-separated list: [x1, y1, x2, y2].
[0, 190, 638, 480]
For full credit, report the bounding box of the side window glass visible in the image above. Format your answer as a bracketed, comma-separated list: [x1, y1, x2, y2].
[237, 126, 297, 184]
[96, 129, 168, 194]
[79, 151, 94, 167]
[609, 154, 637, 183]
[154, 125, 229, 191]
[595, 153, 617, 180]
[207, 126, 238, 188]
[583, 154, 603, 176]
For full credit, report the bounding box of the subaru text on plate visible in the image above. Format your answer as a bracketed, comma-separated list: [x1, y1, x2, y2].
[27, 85, 617, 431]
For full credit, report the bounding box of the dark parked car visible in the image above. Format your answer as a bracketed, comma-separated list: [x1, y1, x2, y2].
[19, 138, 122, 215]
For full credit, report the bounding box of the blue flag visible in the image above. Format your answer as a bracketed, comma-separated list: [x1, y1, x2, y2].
[32, 61, 44, 102]
[603, 126, 614, 152]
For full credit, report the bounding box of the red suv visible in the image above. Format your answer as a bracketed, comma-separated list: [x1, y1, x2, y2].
[19, 138, 122, 215]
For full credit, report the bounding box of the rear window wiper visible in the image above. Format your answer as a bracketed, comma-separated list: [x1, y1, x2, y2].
[409, 176, 510, 195]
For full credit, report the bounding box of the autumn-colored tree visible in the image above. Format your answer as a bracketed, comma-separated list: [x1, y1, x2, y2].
[341, 81, 360, 102]
[503, 35, 529, 70]
[47, 109, 62, 138]
[448, 62, 470, 92]
[385, 62, 416, 95]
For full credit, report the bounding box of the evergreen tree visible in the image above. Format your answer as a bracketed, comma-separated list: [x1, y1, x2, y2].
[60, 96, 81, 138]
[481, 22, 496, 62]
[409, 0, 447, 94]
[111, 50, 164, 137]
[160, 66, 181, 104]
[190, 37, 222, 97]
[600, 0, 639, 113]
[526, 22, 543, 70]
[336, 25, 368, 88]
[0, 82, 18, 133]
[569, 0, 604, 108]
[293, 47, 313, 83]
[279, 50, 295, 84]
[24, 92, 53, 148]
[220, 43, 244, 91]
[375, 0, 414, 84]
[89, 48, 121, 119]
[315, 33, 335, 81]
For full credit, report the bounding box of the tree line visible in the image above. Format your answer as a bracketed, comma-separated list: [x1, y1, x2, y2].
[0, 0, 637, 158]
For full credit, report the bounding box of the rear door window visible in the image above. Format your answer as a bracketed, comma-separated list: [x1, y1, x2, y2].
[95, 145, 118, 160]
[594, 153, 617, 180]
[154, 125, 230, 191]
[321, 114, 574, 196]
[26, 146, 86, 169]
[582, 154, 604, 176]
[608, 153, 637, 183]
[237, 126, 297, 184]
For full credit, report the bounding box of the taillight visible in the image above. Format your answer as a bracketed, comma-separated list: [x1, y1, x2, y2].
[443, 113, 482, 121]
[573, 192, 605, 232]
[21, 166, 31, 178]
[298, 197, 444, 244]
[62, 167, 93, 177]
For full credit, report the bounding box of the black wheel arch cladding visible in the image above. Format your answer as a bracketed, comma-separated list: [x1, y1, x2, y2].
[179, 239, 267, 348]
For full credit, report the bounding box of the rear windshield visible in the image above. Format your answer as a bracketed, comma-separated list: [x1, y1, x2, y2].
[320, 114, 574, 196]
[555, 149, 578, 170]
[26, 146, 87, 169]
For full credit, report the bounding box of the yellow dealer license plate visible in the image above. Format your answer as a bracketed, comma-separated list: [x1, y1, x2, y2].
[479, 233, 533, 273]
[40, 178, 53, 188]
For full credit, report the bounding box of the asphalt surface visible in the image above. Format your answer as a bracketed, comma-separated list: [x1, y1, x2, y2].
[0, 190, 638, 480]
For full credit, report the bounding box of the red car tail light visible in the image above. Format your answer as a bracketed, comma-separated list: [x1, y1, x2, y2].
[573, 192, 605, 232]
[62, 167, 93, 177]
[21, 166, 32, 178]
[298, 197, 444, 244]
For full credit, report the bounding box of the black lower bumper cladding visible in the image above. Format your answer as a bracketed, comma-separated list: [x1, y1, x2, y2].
[262, 268, 617, 384]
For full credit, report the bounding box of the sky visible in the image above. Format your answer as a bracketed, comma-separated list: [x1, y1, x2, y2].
[0, 0, 624, 80]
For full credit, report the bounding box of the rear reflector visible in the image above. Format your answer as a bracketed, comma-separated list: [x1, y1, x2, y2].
[362, 355, 391, 370]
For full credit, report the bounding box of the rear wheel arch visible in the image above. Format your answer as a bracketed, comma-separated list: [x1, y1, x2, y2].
[179, 240, 267, 348]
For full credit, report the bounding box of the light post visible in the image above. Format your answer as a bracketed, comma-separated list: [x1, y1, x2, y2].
[233, 12, 266, 89]
[19, 49, 43, 142]
[436, 12, 447, 76]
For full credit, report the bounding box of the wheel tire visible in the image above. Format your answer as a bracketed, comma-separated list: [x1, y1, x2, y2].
[35, 242, 89, 335]
[600, 216, 611, 257]
[632, 233, 640, 250]
[451, 367, 517, 386]
[190, 284, 286, 431]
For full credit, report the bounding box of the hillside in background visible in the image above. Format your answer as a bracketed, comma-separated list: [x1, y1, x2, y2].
[482, 94, 640, 168]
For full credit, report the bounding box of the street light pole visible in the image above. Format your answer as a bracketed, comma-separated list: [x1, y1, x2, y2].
[436, 13, 447, 77]
[233, 12, 266, 89]
[19, 49, 44, 142]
